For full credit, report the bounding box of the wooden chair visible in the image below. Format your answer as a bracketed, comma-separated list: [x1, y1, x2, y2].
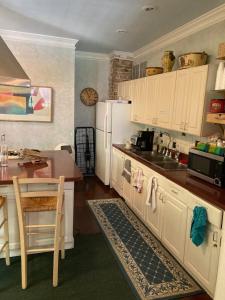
[12, 176, 65, 289]
[0, 195, 10, 266]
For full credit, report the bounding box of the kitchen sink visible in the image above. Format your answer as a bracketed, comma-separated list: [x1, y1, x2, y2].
[152, 160, 187, 171]
[129, 149, 187, 171]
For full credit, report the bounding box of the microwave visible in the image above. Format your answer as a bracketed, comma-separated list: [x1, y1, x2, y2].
[188, 148, 225, 187]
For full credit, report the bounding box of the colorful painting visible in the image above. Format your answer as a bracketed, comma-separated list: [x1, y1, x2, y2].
[0, 86, 52, 122]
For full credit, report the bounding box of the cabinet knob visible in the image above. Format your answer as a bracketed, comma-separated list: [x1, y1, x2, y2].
[213, 244, 218, 248]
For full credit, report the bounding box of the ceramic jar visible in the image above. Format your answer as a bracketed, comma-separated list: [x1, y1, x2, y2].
[162, 51, 175, 72]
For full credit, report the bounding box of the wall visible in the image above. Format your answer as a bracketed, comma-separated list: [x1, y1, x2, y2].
[109, 58, 133, 99]
[134, 20, 225, 153]
[75, 54, 110, 128]
[0, 38, 75, 150]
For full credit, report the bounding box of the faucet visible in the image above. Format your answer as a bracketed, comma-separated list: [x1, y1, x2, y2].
[162, 132, 171, 148]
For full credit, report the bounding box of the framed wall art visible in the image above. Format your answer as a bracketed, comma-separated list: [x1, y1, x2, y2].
[0, 86, 52, 122]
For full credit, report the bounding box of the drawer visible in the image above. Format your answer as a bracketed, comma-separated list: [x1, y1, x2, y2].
[160, 179, 189, 205]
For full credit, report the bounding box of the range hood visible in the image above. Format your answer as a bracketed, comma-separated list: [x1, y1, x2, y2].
[0, 36, 31, 87]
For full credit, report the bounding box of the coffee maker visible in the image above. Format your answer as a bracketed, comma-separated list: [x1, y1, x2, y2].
[136, 130, 154, 151]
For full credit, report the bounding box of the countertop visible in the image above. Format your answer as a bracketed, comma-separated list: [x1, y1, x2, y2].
[113, 144, 225, 211]
[0, 150, 83, 185]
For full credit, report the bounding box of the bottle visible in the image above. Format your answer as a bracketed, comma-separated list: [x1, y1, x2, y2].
[0, 134, 8, 167]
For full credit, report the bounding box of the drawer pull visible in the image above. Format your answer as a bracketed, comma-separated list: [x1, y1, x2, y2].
[171, 189, 178, 195]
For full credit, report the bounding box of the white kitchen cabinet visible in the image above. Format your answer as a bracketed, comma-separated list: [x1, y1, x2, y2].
[112, 147, 223, 296]
[161, 190, 188, 262]
[171, 65, 208, 135]
[131, 78, 146, 123]
[111, 147, 124, 196]
[185, 65, 208, 135]
[145, 186, 164, 239]
[118, 80, 132, 100]
[171, 68, 189, 132]
[184, 209, 221, 296]
[123, 175, 133, 208]
[131, 169, 147, 221]
[156, 72, 176, 129]
[144, 75, 159, 125]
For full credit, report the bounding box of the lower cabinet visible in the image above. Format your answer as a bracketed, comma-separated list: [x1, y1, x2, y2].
[132, 171, 147, 222]
[145, 187, 164, 239]
[184, 208, 221, 295]
[161, 190, 187, 262]
[111, 147, 223, 297]
[111, 147, 124, 196]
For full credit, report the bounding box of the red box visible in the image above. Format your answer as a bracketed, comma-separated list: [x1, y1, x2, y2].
[209, 99, 225, 113]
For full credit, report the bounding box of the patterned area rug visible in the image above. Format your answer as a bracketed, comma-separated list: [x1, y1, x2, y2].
[88, 198, 202, 300]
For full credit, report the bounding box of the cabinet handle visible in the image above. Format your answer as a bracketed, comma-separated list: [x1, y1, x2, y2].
[159, 193, 163, 201]
[171, 189, 178, 195]
[184, 122, 188, 130]
[179, 122, 184, 130]
[213, 244, 218, 248]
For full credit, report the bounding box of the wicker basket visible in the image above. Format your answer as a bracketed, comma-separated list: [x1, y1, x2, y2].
[217, 42, 225, 59]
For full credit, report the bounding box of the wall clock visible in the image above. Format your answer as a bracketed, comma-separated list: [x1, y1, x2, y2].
[80, 88, 99, 106]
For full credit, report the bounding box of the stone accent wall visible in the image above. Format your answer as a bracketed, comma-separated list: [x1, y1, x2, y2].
[109, 57, 133, 99]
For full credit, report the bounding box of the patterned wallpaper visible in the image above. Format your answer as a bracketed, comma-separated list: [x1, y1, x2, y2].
[0, 39, 75, 150]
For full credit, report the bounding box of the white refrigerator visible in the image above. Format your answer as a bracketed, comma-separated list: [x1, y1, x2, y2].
[95, 100, 139, 185]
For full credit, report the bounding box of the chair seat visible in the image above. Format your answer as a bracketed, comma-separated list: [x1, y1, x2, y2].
[21, 196, 57, 212]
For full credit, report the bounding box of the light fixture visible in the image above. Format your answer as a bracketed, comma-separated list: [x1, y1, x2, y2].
[142, 5, 155, 12]
[116, 29, 127, 33]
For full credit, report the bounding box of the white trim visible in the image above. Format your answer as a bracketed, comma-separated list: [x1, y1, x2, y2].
[134, 3, 225, 59]
[0, 29, 78, 49]
[76, 50, 110, 61]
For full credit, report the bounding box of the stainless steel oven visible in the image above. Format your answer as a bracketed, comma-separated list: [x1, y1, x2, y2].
[188, 148, 225, 187]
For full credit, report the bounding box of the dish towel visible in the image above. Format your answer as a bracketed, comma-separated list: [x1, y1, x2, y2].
[133, 169, 144, 193]
[122, 159, 131, 183]
[190, 206, 208, 246]
[146, 176, 158, 212]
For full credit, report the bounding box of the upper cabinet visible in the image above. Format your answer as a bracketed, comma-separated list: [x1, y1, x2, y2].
[130, 78, 146, 123]
[156, 72, 176, 129]
[118, 65, 209, 136]
[171, 65, 208, 136]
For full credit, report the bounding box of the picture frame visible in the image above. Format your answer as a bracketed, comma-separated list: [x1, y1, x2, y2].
[0, 86, 52, 122]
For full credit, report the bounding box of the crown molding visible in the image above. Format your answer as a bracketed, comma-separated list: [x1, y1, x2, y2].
[0, 29, 78, 49]
[134, 3, 225, 59]
[76, 50, 110, 61]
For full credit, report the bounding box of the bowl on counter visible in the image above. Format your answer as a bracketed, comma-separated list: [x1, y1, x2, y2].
[145, 67, 163, 76]
[178, 52, 208, 69]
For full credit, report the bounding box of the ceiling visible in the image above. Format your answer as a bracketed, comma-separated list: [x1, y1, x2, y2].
[0, 0, 224, 53]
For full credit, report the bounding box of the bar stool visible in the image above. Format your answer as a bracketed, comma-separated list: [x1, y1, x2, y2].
[0, 195, 10, 265]
[13, 176, 65, 289]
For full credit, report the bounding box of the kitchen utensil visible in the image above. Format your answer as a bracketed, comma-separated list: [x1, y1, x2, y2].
[217, 42, 225, 59]
[209, 99, 225, 113]
[145, 67, 163, 76]
[178, 52, 208, 69]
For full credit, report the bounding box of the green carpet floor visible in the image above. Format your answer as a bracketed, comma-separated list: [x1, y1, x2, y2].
[0, 234, 136, 300]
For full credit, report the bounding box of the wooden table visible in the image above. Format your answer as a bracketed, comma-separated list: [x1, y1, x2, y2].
[0, 150, 83, 184]
[0, 150, 83, 257]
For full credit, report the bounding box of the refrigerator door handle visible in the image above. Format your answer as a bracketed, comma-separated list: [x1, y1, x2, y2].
[104, 114, 108, 149]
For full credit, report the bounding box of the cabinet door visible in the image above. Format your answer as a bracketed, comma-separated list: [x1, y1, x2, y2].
[145, 75, 159, 126]
[145, 187, 164, 239]
[171, 69, 189, 132]
[185, 65, 208, 135]
[156, 72, 176, 129]
[111, 148, 124, 196]
[161, 191, 187, 262]
[131, 78, 146, 123]
[118, 82, 124, 99]
[132, 172, 147, 221]
[184, 208, 220, 296]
